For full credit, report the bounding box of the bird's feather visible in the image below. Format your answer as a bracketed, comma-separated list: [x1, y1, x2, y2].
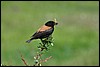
[37, 25, 51, 32]
[31, 28, 54, 39]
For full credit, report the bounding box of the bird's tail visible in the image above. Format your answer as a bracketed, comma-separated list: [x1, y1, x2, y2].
[26, 39, 32, 43]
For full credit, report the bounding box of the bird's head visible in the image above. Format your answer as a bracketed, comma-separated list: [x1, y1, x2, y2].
[45, 19, 58, 27]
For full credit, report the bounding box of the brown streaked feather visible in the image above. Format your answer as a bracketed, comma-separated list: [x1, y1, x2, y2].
[37, 25, 51, 32]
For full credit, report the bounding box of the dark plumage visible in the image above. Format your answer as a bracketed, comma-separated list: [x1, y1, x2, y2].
[26, 21, 58, 43]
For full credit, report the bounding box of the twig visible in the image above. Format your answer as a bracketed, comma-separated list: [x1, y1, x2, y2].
[18, 51, 28, 66]
[40, 56, 52, 63]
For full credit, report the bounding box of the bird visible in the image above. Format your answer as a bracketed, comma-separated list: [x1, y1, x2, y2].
[26, 19, 58, 43]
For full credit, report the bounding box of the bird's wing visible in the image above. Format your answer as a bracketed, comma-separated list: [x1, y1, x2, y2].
[31, 27, 53, 39]
[37, 25, 51, 32]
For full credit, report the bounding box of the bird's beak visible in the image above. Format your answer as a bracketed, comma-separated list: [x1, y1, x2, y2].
[54, 18, 58, 25]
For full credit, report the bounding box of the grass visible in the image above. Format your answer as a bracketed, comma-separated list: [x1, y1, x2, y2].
[1, 1, 99, 66]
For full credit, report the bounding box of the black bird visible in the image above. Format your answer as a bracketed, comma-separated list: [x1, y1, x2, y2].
[26, 20, 58, 43]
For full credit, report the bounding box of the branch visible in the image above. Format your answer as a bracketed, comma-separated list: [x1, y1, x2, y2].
[19, 51, 28, 66]
[40, 56, 52, 63]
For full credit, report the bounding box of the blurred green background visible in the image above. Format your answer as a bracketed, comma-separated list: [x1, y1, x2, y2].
[1, 1, 99, 66]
